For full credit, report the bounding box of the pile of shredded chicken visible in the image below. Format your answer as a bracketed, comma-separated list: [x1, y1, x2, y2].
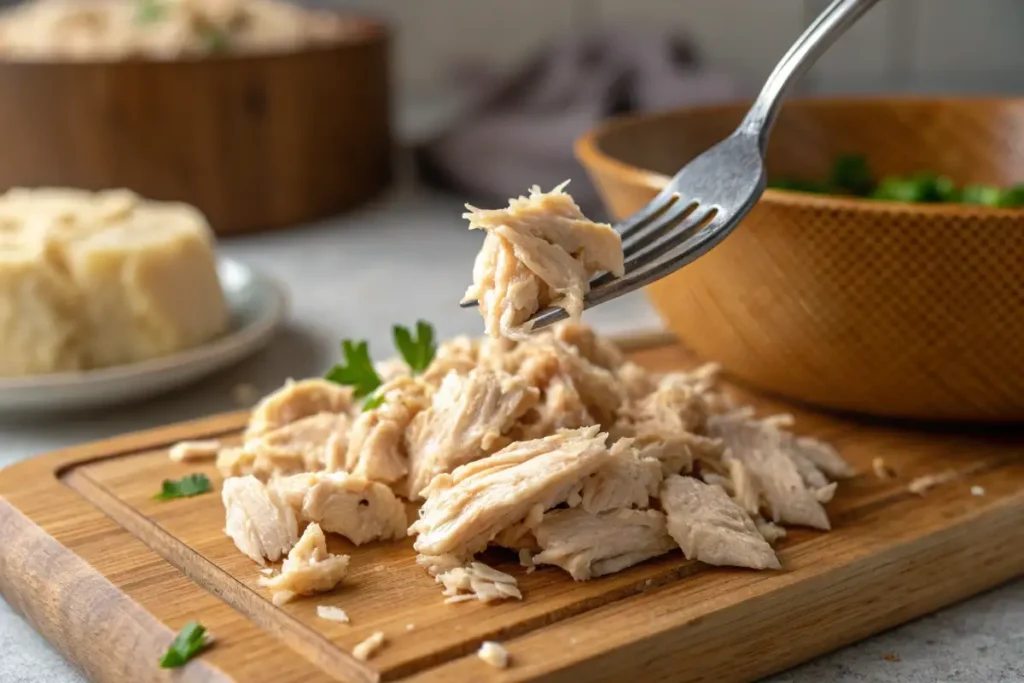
[194, 320, 853, 607]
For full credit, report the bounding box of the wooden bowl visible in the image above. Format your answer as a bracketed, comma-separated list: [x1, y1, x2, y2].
[577, 97, 1024, 422]
[0, 17, 391, 235]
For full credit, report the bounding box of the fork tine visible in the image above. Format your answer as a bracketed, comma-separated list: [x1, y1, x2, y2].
[622, 207, 717, 271]
[588, 202, 708, 290]
[460, 190, 682, 310]
[625, 204, 714, 265]
[615, 189, 681, 240]
[588, 213, 731, 301]
[620, 198, 698, 256]
[526, 305, 569, 331]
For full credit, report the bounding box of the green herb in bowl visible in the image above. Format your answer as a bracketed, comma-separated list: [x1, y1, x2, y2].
[771, 154, 1024, 207]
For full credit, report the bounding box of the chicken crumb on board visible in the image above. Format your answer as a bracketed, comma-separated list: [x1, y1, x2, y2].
[259, 523, 350, 606]
[971, 485, 986, 497]
[172, 185, 853, 611]
[436, 562, 522, 603]
[872, 457, 896, 480]
[316, 605, 350, 623]
[168, 439, 221, 462]
[352, 632, 386, 661]
[907, 470, 959, 496]
[477, 641, 510, 669]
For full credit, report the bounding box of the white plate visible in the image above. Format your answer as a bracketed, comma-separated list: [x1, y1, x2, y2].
[0, 258, 287, 415]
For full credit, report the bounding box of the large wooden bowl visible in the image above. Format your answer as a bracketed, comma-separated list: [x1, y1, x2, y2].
[577, 97, 1024, 422]
[0, 17, 391, 235]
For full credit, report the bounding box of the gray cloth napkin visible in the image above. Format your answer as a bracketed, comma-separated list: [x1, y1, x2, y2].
[415, 28, 741, 218]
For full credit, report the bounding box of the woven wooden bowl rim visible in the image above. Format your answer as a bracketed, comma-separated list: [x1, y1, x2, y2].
[575, 95, 1024, 221]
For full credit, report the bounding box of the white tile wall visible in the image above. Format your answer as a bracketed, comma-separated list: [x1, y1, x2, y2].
[344, 0, 1024, 97]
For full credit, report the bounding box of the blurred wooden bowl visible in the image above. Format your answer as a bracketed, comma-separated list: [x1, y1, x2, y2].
[0, 17, 391, 235]
[577, 97, 1024, 422]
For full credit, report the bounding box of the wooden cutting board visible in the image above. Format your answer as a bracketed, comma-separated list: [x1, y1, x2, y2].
[2, 335, 1023, 683]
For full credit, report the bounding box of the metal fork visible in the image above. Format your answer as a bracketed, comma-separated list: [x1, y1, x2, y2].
[461, 0, 881, 330]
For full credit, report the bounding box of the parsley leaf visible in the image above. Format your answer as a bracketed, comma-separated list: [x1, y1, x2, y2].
[198, 25, 229, 54]
[362, 393, 386, 412]
[159, 621, 210, 668]
[134, 0, 165, 23]
[325, 340, 382, 398]
[392, 320, 437, 373]
[154, 473, 212, 501]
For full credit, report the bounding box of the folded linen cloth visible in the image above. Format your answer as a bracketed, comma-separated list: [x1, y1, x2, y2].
[415, 28, 741, 218]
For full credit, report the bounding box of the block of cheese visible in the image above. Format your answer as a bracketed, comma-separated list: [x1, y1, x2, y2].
[0, 188, 229, 377]
[0, 232, 82, 375]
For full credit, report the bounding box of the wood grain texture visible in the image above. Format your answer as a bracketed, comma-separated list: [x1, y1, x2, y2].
[577, 97, 1024, 421]
[1, 339, 1023, 682]
[0, 17, 391, 235]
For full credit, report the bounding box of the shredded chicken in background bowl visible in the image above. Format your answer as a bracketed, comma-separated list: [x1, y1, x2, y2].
[0, 0, 358, 60]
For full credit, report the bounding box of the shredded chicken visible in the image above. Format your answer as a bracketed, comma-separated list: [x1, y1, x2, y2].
[352, 632, 385, 662]
[346, 376, 431, 485]
[462, 182, 624, 339]
[247, 412, 351, 477]
[168, 439, 220, 462]
[259, 523, 349, 606]
[708, 409, 851, 530]
[246, 379, 353, 440]
[755, 517, 788, 545]
[222, 475, 299, 565]
[872, 456, 896, 480]
[181, 276, 848, 603]
[436, 561, 522, 603]
[272, 471, 406, 545]
[477, 641, 510, 669]
[579, 439, 662, 514]
[316, 605, 350, 623]
[533, 508, 676, 580]
[908, 469, 959, 496]
[410, 427, 613, 561]
[405, 369, 539, 500]
[660, 475, 780, 570]
[217, 446, 255, 478]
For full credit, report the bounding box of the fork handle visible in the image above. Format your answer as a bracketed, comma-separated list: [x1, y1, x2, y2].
[738, 0, 882, 154]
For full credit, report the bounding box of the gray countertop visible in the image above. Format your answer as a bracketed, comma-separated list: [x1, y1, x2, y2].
[0, 182, 1020, 683]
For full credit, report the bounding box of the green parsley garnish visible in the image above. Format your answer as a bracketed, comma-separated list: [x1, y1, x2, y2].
[154, 473, 212, 501]
[327, 321, 438, 410]
[828, 153, 874, 197]
[770, 154, 1024, 207]
[134, 0, 165, 23]
[362, 393, 386, 412]
[325, 340, 382, 398]
[159, 621, 210, 668]
[392, 320, 437, 373]
[198, 25, 229, 54]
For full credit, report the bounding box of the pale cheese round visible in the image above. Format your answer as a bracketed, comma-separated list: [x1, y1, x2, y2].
[0, 187, 229, 377]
